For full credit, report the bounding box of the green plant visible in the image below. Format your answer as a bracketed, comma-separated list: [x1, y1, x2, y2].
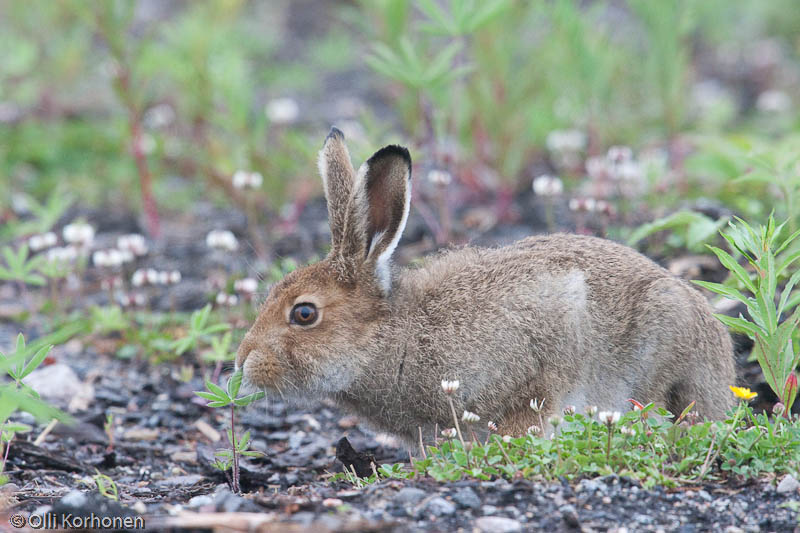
[334, 398, 800, 489]
[0, 332, 74, 483]
[172, 304, 230, 356]
[0, 244, 46, 287]
[693, 215, 800, 412]
[627, 210, 729, 253]
[92, 470, 120, 501]
[194, 369, 265, 493]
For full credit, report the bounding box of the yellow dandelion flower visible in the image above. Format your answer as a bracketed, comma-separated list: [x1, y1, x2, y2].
[729, 386, 757, 400]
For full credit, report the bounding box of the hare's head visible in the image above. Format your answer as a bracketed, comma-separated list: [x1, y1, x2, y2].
[237, 128, 411, 397]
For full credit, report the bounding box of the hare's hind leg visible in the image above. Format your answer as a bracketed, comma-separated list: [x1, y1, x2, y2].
[634, 279, 736, 420]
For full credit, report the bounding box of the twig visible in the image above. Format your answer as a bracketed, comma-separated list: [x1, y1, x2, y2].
[418, 427, 427, 460]
[34, 419, 59, 446]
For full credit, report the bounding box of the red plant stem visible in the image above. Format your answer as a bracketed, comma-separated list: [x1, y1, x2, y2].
[230, 404, 240, 493]
[115, 66, 160, 238]
[129, 117, 160, 238]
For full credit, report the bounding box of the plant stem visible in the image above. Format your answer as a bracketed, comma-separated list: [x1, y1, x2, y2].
[1, 433, 13, 476]
[230, 404, 240, 493]
[605, 421, 613, 467]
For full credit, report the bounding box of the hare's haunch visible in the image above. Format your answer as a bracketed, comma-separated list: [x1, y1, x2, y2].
[237, 129, 735, 445]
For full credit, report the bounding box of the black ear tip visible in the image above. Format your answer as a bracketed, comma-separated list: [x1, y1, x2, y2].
[325, 127, 345, 144]
[368, 144, 412, 172]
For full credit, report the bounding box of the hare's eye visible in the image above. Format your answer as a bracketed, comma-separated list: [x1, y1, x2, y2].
[291, 303, 318, 326]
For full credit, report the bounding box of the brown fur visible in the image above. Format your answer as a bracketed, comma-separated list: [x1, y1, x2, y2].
[238, 131, 735, 446]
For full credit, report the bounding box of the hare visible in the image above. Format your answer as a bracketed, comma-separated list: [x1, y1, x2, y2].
[236, 128, 735, 445]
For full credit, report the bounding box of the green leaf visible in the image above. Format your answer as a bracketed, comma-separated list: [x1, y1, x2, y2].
[194, 391, 223, 402]
[205, 379, 229, 400]
[713, 314, 761, 338]
[691, 280, 749, 306]
[227, 369, 243, 399]
[20, 345, 52, 380]
[705, 245, 756, 294]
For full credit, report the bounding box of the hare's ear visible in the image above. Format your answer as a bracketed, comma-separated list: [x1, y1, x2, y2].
[318, 127, 360, 253]
[354, 144, 412, 294]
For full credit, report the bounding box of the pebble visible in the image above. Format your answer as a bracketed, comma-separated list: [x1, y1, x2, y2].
[777, 474, 800, 494]
[475, 516, 523, 533]
[560, 504, 580, 528]
[394, 487, 427, 506]
[453, 487, 481, 509]
[423, 497, 456, 516]
[188, 495, 214, 508]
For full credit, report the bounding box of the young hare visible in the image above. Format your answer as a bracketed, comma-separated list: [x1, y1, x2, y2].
[237, 128, 735, 445]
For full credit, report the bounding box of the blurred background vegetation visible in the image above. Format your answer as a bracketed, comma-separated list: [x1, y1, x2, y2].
[2, 0, 800, 250]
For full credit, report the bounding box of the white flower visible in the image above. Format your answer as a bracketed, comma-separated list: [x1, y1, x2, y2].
[532, 175, 563, 196]
[143, 103, 175, 129]
[46, 246, 78, 264]
[611, 160, 643, 182]
[168, 270, 182, 284]
[63, 222, 95, 246]
[216, 292, 238, 307]
[619, 425, 634, 436]
[606, 146, 633, 164]
[756, 90, 792, 113]
[234, 277, 258, 294]
[526, 425, 541, 435]
[206, 230, 239, 251]
[132, 269, 146, 287]
[563, 405, 576, 416]
[427, 169, 452, 186]
[117, 234, 148, 256]
[441, 428, 457, 439]
[461, 410, 480, 423]
[585, 156, 608, 180]
[586, 405, 598, 418]
[487, 421, 498, 432]
[502, 435, 512, 443]
[265, 97, 299, 125]
[92, 250, 109, 267]
[441, 380, 460, 395]
[547, 415, 562, 427]
[157, 271, 170, 285]
[530, 398, 546, 412]
[598, 411, 621, 424]
[132, 293, 146, 306]
[546, 129, 586, 154]
[232, 170, 263, 190]
[146, 268, 159, 285]
[29, 232, 57, 252]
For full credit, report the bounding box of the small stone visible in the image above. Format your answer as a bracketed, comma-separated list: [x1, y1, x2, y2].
[188, 495, 214, 508]
[453, 487, 481, 509]
[60, 490, 87, 507]
[481, 504, 498, 515]
[724, 527, 745, 533]
[170, 451, 197, 463]
[777, 474, 800, 494]
[322, 498, 344, 508]
[696, 489, 712, 501]
[394, 487, 427, 506]
[602, 496, 612, 504]
[157, 475, 203, 488]
[475, 516, 522, 533]
[124, 428, 159, 441]
[560, 504, 580, 528]
[423, 497, 456, 516]
[132, 502, 147, 515]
